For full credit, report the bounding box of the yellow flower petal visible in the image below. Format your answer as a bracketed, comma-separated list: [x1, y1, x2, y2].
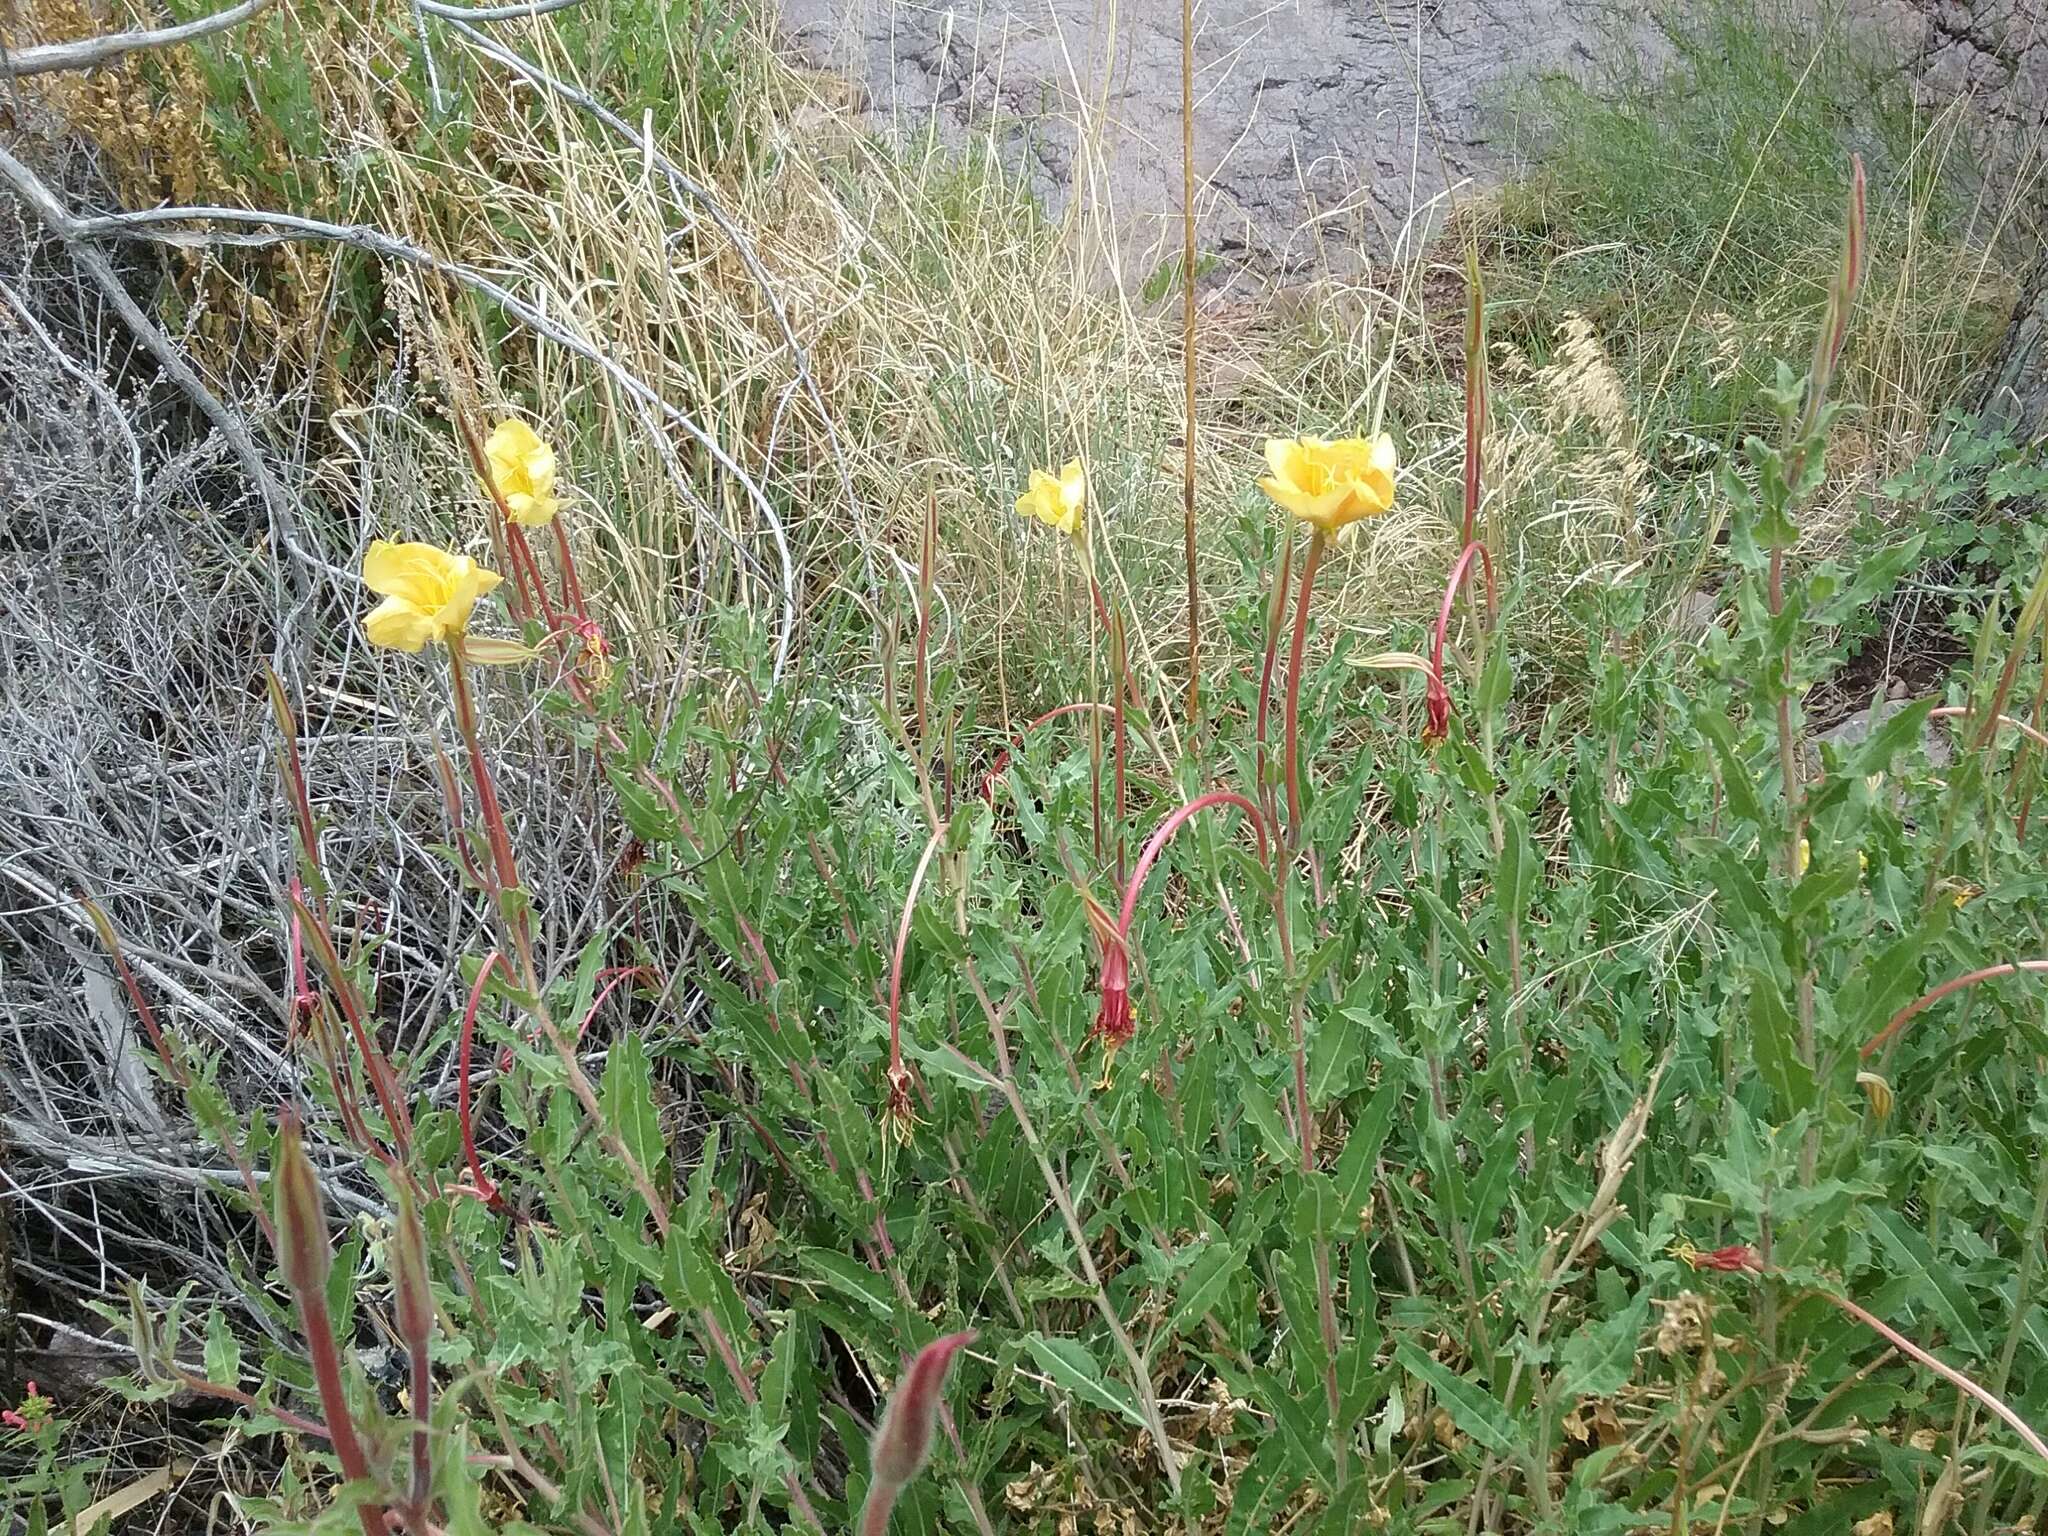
[1260, 434, 1399, 533]
[485, 419, 561, 527]
[1016, 463, 1085, 539]
[364, 595, 436, 652]
[360, 541, 504, 653]
[364, 540, 452, 608]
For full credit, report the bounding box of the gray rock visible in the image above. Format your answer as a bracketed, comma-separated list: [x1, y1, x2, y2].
[1818, 698, 1954, 770]
[780, 0, 2045, 297]
[776, 0, 1662, 278]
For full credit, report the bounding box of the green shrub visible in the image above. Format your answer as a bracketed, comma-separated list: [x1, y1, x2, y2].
[55, 176, 2048, 1536]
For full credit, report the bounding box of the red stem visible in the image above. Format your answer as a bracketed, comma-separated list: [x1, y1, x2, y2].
[79, 896, 184, 1085]
[457, 951, 509, 1209]
[1427, 541, 1498, 736]
[1861, 960, 2048, 1059]
[549, 513, 588, 621]
[288, 891, 412, 1161]
[1817, 1289, 2048, 1463]
[1117, 792, 1268, 939]
[448, 650, 522, 899]
[887, 827, 951, 1080]
[981, 702, 1114, 803]
[1281, 531, 1325, 842]
[264, 667, 326, 891]
[298, 1281, 385, 1536]
[506, 525, 559, 633]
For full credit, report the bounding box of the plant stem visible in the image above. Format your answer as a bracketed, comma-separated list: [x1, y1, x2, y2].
[1179, 0, 1200, 734]
[1254, 531, 1297, 844]
[1282, 530, 1326, 850]
[1861, 959, 2048, 1058]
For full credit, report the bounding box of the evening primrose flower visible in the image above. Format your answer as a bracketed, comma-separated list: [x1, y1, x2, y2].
[362, 540, 503, 652]
[1015, 460, 1086, 539]
[484, 418, 561, 527]
[1258, 434, 1397, 535]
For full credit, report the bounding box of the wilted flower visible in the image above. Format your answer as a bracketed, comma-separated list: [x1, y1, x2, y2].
[1258, 434, 1397, 535]
[1015, 460, 1086, 539]
[484, 418, 561, 527]
[363, 541, 504, 653]
[1856, 1070, 1894, 1120]
[1091, 943, 1134, 1055]
[1676, 1241, 1765, 1274]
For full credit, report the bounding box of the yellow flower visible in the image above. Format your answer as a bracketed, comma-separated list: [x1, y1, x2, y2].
[1258, 434, 1398, 535]
[484, 418, 561, 527]
[1016, 460, 1086, 539]
[362, 540, 504, 652]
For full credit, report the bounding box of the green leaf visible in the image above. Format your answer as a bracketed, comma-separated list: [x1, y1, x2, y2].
[1023, 1334, 1147, 1430]
[1331, 1079, 1403, 1220]
[1555, 1293, 1649, 1399]
[602, 1033, 666, 1183]
[1747, 969, 1814, 1117]
[1498, 804, 1538, 916]
[1291, 1173, 1344, 1243]
[204, 1306, 242, 1388]
[1410, 887, 1506, 989]
[1222, 1434, 1300, 1536]
[1848, 696, 1938, 776]
[1393, 1339, 1519, 1455]
[797, 1249, 895, 1322]
[1169, 1237, 1245, 1336]
[1867, 1209, 1987, 1357]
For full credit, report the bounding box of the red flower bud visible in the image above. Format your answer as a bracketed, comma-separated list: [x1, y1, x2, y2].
[871, 1330, 975, 1491]
[391, 1183, 434, 1359]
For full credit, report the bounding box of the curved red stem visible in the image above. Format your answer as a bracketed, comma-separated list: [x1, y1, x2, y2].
[1117, 792, 1268, 939]
[887, 826, 951, 1078]
[1427, 540, 1497, 738]
[981, 702, 1114, 803]
[1860, 959, 2048, 1059]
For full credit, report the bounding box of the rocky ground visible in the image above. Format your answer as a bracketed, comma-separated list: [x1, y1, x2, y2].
[777, 0, 1662, 280]
[777, 0, 2044, 293]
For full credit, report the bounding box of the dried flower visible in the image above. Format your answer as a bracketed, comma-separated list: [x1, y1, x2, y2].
[1676, 1241, 1765, 1273]
[484, 418, 561, 527]
[363, 541, 503, 653]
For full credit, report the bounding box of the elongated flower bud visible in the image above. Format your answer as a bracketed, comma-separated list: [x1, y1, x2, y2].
[871, 1330, 975, 1490]
[391, 1182, 433, 1359]
[274, 1109, 331, 1298]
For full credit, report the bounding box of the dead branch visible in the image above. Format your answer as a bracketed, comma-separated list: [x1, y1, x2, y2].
[1, 0, 276, 78]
